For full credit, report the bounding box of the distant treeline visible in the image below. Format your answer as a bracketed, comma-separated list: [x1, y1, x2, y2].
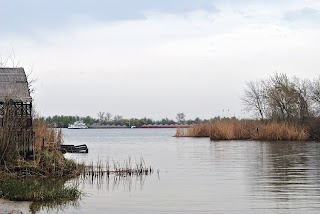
[44, 113, 219, 128]
[45, 115, 96, 128]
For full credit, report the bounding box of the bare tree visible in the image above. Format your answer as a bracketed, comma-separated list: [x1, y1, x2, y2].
[310, 76, 320, 103]
[1, 50, 36, 94]
[0, 53, 10, 67]
[310, 76, 320, 115]
[0, 49, 21, 67]
[243, 73, 314, 122]
[113, 115, 123, 124]
[292, 77, 313, 120]
[104, 112, 112, 123]
[242, 80, 267, 120]
[97, 112, 105, 124]
[25, 64, 37, 95]
[265, 73, 300, 121]
[176, 113, 186, 124]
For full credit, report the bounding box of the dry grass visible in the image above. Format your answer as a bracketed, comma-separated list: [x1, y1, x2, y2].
[0, 119, 83, 204]
[33, 118, 63, 153]
[176, 120, 309, 141]
[176, 123, 212, 137]
[0, 117, 62, 164]
[1, 118, 83, 177]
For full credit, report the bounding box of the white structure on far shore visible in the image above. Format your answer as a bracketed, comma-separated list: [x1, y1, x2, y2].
[68, 121, 88, 129]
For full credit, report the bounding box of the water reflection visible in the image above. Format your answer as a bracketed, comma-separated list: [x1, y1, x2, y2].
[56, 129, 320, 213]
[208, 141, 320, 211]
[28, 173, 152, 213]
[77, 174, 152, 192]
[247, 141, 320, 209]
[30, 200, 80, 214]
[0, 178, 82, 214]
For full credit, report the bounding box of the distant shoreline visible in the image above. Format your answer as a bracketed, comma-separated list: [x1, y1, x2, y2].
[86, 125, 192, 129]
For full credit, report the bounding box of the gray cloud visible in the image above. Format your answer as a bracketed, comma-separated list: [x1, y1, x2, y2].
[0, 0, 217, 35]
[2, 0, 320, 119]
[285, 7, 320, 24]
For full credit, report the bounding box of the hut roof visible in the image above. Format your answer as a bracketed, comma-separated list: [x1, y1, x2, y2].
[0, 67, 32, 102]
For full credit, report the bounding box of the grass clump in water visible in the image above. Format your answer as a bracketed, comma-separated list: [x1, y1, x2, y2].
[0, 178, 81, 202]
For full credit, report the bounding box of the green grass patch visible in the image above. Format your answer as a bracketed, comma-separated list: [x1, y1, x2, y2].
[0, 178, 82, 202]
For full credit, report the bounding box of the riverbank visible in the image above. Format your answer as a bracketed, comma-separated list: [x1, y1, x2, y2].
[0, 118, 84, 209]
[176, 120, 311, 141]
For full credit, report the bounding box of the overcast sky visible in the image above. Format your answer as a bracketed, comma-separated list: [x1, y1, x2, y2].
[1, 0, 320, 120]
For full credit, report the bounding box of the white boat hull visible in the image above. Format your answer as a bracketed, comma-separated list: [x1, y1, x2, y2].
[68, 121, 88, 129]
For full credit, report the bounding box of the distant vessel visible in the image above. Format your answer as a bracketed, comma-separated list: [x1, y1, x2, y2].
[68, 121, 88, 129]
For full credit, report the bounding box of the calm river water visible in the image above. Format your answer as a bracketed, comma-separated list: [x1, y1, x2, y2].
[41, 128, 320, 213]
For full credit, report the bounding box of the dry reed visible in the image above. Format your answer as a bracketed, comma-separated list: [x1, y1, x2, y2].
[1, 118, 83, 177]
[80, 157, 153, 179]
[176, 120, 309, 141]
[33, 118, 63, 153]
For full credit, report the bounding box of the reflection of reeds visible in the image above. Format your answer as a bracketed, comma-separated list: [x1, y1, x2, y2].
[30, 200, 80, 214]
[77, 169, 150, 192]
[176, 120, 309, 141]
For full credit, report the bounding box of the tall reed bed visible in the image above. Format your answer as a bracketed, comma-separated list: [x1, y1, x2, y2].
[2, 119, 83, 177]
[176, 120, 309, 141]
[0, 118, 62, 164]
[33, 119, 84, 177]
[0, 126, 14, 163]
[33, 118, 62, 152]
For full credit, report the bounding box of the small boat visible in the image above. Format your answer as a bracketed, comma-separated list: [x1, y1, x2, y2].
[60, 144, 88, 153]
[68, 121, 88, 129]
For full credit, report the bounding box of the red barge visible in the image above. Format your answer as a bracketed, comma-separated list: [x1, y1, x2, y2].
[136, 125, 192, 128]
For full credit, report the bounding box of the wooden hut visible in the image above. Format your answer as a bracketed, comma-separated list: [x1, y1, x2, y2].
[0, 67, 33, 159]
